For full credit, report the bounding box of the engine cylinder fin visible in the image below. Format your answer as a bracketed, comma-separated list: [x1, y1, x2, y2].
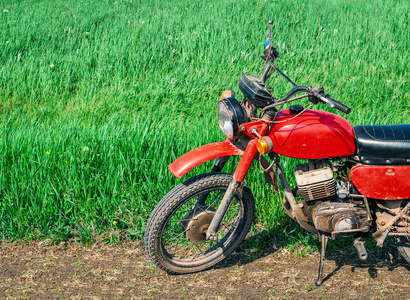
[295, 162, 336, 202]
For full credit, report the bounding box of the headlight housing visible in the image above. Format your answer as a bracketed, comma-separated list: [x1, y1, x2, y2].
[218, 97, 246, 139]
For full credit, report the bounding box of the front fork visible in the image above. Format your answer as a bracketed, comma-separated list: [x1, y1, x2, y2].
[206, 140, 258, 239]
[205, 145, 318, 240]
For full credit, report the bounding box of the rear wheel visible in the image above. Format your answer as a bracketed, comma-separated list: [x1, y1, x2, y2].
[394, 201, 410, 264]
[144, 173, 255, 274]
[395, 237, 410, 264]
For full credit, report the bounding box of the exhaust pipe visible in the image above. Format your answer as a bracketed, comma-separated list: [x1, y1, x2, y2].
[354, 239, 368, 261]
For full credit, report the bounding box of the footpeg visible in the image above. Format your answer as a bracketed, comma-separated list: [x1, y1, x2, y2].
[354, 239, 368, 261]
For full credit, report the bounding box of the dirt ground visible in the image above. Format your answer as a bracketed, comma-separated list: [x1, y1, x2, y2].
[1, 237, 409, 299]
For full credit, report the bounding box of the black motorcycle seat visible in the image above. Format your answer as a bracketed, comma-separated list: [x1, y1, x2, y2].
[353, 125, 410, 165]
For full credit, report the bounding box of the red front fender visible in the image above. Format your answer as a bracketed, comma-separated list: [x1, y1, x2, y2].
[169, 142, 244, 178]
[168, 141, 278, 192]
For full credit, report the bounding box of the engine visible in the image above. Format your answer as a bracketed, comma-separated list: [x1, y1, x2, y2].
[294, 160, 335, 201]
[294, 160, 369, 234]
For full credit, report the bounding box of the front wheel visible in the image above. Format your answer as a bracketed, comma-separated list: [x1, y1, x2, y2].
[144, 173, 255, 274]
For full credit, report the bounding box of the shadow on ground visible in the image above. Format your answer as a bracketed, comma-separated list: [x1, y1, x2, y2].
[215, 225, 410, 286]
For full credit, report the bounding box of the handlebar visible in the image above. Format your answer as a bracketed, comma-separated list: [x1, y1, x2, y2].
[258, 85, 352, 116]
[307, 87, 351, 115]
[325, 96, 351, 114]
[257, 21, 351, 115]
[316, 94, 335, 109]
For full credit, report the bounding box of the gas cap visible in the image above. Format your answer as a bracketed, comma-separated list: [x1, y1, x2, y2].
[289, 105, 304, 114]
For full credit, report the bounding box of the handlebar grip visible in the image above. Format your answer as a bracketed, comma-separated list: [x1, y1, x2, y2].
[327, 97, 351, 114]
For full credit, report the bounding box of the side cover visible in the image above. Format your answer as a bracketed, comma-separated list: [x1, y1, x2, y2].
[268, 109, 356, 159]
[349, 165, 410, 200]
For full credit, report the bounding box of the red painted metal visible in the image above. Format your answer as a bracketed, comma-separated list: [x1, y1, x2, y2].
[267, 109, 356, 159]
[234, 140, 258, 182]
[169, 142, 244, 178]
[349, 165, 410, 200]
[238, 120, 269, 139]
[169, 139, 278, 190]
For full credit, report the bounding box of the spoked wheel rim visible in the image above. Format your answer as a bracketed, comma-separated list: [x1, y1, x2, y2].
[160, 187, 244, 266]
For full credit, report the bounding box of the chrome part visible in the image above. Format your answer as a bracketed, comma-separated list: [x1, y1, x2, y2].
[217, 97, 246, 139]
[336, 179, 351, 199]
[250, 128, 262, 138]
[354, 238, 368, 261]
[218, 101, 234, 138]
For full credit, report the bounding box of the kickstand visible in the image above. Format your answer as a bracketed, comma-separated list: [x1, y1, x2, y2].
[316, 232, 328, 286]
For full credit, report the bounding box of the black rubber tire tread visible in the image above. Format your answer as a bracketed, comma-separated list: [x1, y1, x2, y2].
[395, 237, 410, 264]
[144, 172, 255, 274]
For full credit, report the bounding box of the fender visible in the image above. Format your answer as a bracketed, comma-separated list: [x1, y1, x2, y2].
[169, 141, 244, 178]
[168, 142, 277, 191]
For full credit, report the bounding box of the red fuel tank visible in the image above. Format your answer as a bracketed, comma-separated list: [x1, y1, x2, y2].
[267, 109, 356, 159]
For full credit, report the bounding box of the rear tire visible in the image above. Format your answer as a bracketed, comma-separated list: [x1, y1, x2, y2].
[395, 237, 410, 264]
[144, 173, 255, 274]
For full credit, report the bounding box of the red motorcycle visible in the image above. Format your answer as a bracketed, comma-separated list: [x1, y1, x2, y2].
[144, 21, 410, 285]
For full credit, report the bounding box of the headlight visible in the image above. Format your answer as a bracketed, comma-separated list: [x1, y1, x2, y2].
[218, 97, 246, 139]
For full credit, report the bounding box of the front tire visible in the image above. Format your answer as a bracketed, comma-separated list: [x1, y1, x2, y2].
[144, 173, 255, 274]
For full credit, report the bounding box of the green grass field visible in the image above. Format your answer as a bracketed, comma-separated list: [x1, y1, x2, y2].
[0, 0, 409, 244]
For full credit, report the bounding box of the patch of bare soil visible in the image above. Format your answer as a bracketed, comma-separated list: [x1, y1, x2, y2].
[1, 238, 409, 299]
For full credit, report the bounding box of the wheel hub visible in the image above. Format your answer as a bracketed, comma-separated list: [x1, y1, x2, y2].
[183, 209, 216, 244]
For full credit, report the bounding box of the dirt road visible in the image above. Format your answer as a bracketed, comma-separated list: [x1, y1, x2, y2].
[1, 239, 409, 299]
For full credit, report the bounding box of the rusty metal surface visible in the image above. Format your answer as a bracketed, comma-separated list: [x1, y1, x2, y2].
[294, 162, 335, 201]
[206, 178, 241, 240]
[270, 153, 318, 234]
[316, 233, 329, 286]
[374, 200, 410, 243]
[354, 238, 368, 261]
[184, 211, 216, 244]
[376, 201, 404, 229]
[372, 201, 410, 239]
[389, 232, 410, 236]
[311, 202, 369, 234]
[331, 226, 371, 240]
[350, 194, 372, 222]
